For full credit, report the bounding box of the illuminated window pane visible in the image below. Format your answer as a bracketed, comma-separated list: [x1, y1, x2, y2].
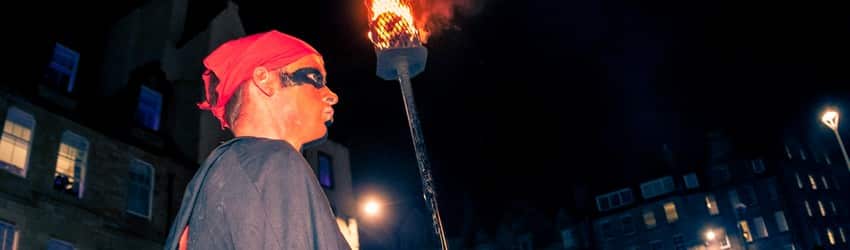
[643, 209, 656, 229]
[705, 194, 719, 215]
[753, 217, 768, 238]
[1, 220, 18, 250]
[739, 220, 753, 242]
[809, 175, 817, 190]
[827, 228, 835, 245]
[0, 107, 34, 177]
[795, 173, 803, 189]
[53, 131, 88, 198]
[805, 201, 813, 217]
[318, 152, 333, 188]
[775, 211, 789, 232]
[664, 202, 678, 223]
[818, 201, 826, 217]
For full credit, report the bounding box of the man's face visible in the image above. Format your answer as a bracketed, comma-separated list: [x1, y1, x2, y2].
[270, 54, 338, 143]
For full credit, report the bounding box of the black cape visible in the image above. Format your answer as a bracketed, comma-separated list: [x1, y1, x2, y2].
[163, 137, 351, 250]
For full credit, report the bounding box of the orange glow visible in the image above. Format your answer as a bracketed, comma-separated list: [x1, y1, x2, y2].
[367, 0, 425, 49]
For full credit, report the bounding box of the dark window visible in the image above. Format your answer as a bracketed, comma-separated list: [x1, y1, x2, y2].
[127, 158, 154, 219]
[1, 220, 17, 250]
[43, 43, 79, 93]
[46, 238, 74, 250]
[318, 152, 333, 188]
[135, 86, 162, 131]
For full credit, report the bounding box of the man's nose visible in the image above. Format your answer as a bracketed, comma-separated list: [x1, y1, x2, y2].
[323, 88, 339, 105]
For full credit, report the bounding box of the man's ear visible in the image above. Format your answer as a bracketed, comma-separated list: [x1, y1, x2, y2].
[251, 66, 274, 97]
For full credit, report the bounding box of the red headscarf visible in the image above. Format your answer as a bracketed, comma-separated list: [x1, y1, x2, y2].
[198, 30, 321, 128]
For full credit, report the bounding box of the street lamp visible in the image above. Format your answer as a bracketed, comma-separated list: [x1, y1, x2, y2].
[821, 109, 850, 172]
[364, 200, 381, 217]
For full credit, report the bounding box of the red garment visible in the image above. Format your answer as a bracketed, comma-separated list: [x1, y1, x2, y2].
[198, 30, 321, 128]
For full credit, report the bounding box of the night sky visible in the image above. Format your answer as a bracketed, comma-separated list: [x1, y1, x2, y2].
[231, 0, 849, 238]
[12, 0, 850, 247]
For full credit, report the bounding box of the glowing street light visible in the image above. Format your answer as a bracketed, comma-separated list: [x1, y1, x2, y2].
[364, 200, 381, 217]
[821, 109, 850, 172]
[705, 230, 716, 241]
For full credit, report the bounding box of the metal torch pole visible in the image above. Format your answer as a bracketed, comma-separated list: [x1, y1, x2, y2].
[395, 59, 449, 250]
[832, 128, 850, 172]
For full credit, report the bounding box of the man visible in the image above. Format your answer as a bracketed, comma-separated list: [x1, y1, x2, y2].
[163, 30, 349, 250]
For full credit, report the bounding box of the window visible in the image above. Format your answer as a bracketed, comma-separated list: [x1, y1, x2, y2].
[824, 153, 832, 165]
[775, 211, 789, 232]
[768, 180, 779, 201]
[740, 185, 758, 206]
[805, 201, 813, 217]
[600, 221, 614, 239]
[649, 240, 663, 250]
[43, 43, 79, 93]
[318, 152, 333, 188]
[1, 220, 18, 250]
[683, 173, 699, 189]
[54, 131, 88, 198]
[729, 189, 741, 207]
[720, 235, 731, 249]
[753, 217, 768, 238]
[705, 194, 719, 215]
[814, 230, 822, 246]
[664, 202, 678, 223]
[839, 227, 846, 243]
[595, 188, 634, 211]
[818, 200, 826, 217]
[561, 228, 575, 248]
[795, 173, 803, 189]
[622, 215, 635, 235]
[821, 176, 829, 190]
[751, 159, 765, 173]
[809, 175, 817, 190]
[640, 176, 675, 199]
[785, 145, 792, 159]
[672, 234, 685, 250]
[643, 209, 657, 229]
[799, 148, 807, 160]
[827, 228, 836, 245]
[134, 85, 162, 131]
[739, 220, 753, 242]
[46, 238, 74, 250]
[127, 159, 154, 219]
[0, 107, 35, 177]
[830, 201, 837, 215]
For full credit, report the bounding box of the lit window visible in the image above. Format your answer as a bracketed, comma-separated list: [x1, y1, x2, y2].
[753, 217, 768, 238]
[775, 211, 789, 232]
[43, 42, 79, 93]
[809, 175, 817, 190]
[46, 238, 74, 250]
[795, 173, 803, 189]
[664, 202, 678, 223]
[705, 194, 719, 215]
[739, 220, 753, 242]
[643, 209, 657, 229]
[839, 227, 846, 243]
[720, 235, 731, 249]
[821, 176, 829, 190]
[805, 201, 813, 217]
[1, 220, 18, 250]
[135, 85, 162, 131]
[622, 215, 635, 235]
[54, 131, 89, 198]
[318, 152, 333, 188]
[0, 107, 35, 177]
[127, 158, 154, 219]
[818, 201, 826, 217]
[827, 228, 836, 245]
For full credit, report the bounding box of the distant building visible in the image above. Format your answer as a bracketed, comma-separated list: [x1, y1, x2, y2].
[582, 131, 850, 250]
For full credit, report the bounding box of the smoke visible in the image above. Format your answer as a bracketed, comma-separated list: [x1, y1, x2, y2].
[413, 0, 484, 42]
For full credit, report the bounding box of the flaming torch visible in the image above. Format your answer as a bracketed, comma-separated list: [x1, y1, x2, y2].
[367, 0, 448, 249]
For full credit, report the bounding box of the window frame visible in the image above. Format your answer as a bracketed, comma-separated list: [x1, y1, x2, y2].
[54, 130, 89, 199]
[126, 158, 155, 219]
[0, 106, 36, 177]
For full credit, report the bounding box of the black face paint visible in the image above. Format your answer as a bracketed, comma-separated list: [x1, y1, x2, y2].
[280, 67, 326, 88]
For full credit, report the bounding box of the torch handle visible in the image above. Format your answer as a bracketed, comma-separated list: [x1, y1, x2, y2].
[396, 59, 450, 250]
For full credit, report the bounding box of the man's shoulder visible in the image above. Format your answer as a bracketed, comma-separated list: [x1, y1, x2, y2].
[211, 137, 308, 183]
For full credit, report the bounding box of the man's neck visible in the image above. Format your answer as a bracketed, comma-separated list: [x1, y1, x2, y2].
[232, 122, 302, 151]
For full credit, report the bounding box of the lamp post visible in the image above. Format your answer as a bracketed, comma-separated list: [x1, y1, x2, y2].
[821, 109, 850, 172]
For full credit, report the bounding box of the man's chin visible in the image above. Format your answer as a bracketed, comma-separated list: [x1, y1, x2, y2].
[303, 121, 332, 150]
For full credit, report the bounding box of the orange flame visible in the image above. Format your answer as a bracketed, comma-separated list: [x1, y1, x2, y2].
[367, 0, 426, 49]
